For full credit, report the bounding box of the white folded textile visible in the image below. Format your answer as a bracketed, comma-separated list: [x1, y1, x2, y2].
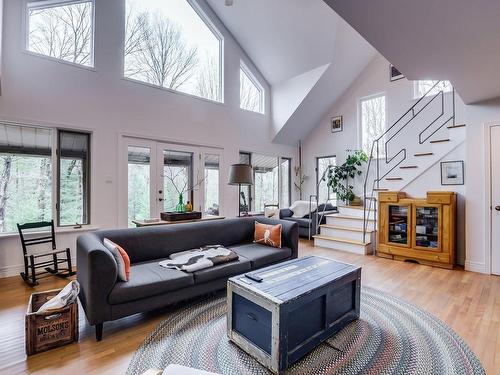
[289, 200, 318, 218]
[159, 245, 238, 273]
[36, 280, 80, 315]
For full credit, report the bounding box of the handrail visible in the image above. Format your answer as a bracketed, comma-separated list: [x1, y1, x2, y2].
[362, 81, 456, 244]
[309, 165, 335, 240]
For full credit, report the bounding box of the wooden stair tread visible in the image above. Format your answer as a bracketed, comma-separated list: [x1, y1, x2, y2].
[373, 188, 389, 191]
[386, 177, 403, 181]
[313, 235, 370, 246]
[326, 214, 375, 221]
[414, 152, 434, 157]
[400, 165, 418, 169]
[430, 139, 450, 144]
[320, 224, 375, 233]
[447, 124, 466, 129]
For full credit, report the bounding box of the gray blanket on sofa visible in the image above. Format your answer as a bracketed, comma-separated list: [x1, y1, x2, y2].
[158, 245, 239, 272]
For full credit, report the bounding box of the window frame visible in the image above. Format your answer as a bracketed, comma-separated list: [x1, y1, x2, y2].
[56, 129, 91, 227]
[413, 80, 453, 100]
[121, 0, 225, 104]
[24, 0, 96, 69]
[316, 155, 336, 204]
[358, 92, 388, 158]
[240, 61, 265, 114]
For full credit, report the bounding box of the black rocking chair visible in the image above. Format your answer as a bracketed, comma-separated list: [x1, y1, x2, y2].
[17, 220, 76, 287]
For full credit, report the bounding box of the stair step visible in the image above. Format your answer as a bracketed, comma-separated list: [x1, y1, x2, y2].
[320, 224, 375, 233]
[447, 124, 466, 129]
[326, 214, 375, 222]
[430, 139, 450, 144]
[400, 165, 418, 169]
[386, 177, 403, 181]
[373, 188, 389, 191]
[313, 235, 370, 246]
[414, 152, 434, 157]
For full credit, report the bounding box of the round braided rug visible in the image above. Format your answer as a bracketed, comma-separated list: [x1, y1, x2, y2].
[127, 287, 485, 375]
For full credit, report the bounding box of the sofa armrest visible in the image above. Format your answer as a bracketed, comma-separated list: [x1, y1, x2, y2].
[77, 233, 118, 325]
[279, 208, 293, 218]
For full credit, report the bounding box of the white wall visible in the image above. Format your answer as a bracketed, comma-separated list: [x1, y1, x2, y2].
[302, 54, 470, 265]
[0, 0, 297, 277]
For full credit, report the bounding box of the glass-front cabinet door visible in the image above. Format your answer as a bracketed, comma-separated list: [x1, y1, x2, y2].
[387, 205, 411, 247]
[412, 205, 441, 250]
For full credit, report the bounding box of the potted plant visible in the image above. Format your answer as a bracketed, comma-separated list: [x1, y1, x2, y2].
[327, 150, 369, 205]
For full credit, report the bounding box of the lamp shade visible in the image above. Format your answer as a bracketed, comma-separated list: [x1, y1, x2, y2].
[228, 164, 253, 186]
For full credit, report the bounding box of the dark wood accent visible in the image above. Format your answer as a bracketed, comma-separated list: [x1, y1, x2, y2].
[430, 139, 450, 144]
[400, 165, 418, 169]
[95, 323, 103, 342]
[447, 124, 466, 129]
[160, 211, 202, 222]
[25, 288, 79, 355]
[373, 188, 389, 191]
[414, 152, 434, 157]
[386, 177, 403, 181]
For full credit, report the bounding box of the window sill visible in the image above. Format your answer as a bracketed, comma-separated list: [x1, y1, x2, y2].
[0, 225, 99, 240]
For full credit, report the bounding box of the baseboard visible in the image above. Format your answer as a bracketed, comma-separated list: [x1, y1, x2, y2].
[0, 257, 77, 279]
[464, 260, 488, 274]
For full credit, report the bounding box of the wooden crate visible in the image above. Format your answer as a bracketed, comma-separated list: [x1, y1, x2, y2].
[227, 256, 361, 374]
[26, 288, 79, 356]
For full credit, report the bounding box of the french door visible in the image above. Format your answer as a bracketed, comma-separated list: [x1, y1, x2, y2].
[122, 137, 222, 227]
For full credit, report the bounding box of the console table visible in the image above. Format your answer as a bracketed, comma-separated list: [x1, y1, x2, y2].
[132, 215, 225, 227]
[227, 256, 361, 373]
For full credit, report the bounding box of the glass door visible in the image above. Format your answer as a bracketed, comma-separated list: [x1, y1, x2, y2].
[413, 205, 441, 250]
[203, 153, 221, 215]
[387, 204, 411, 247]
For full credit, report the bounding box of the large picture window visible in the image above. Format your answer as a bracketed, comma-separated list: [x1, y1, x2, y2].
[414, 80, 452, 99]
[240, 64, 264, 113]
[124, 0, 222, 102]
[316, 156, 336, 205]
[360, 94, 387, 157]
[239, 152, 291, 213]
[0, 123, 91, 233]
[26, 0, 94, 67]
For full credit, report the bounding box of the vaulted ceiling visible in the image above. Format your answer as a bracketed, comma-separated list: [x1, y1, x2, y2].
[324, 0, 500, 104]
[206, 0, 377, 145]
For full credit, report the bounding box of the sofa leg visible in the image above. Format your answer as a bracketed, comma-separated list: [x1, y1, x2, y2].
[95, 323, 103, 342]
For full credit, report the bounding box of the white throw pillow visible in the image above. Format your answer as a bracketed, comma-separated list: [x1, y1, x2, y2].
[103, 238, 129, 282]
[289, 200, 317, 218]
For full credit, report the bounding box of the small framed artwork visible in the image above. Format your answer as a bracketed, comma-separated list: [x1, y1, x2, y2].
[390, 64, 404, 82]
[441, 160, 464, 185]
[331, 116, 343, 133]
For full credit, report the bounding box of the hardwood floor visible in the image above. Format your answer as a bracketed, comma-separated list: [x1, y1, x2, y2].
[1, 240, 499, 374]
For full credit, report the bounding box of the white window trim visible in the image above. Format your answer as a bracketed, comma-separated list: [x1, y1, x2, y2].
[240, 61, 265, 115]
[358, 92, 388, 159]
[23, 0, 96, 69]
[413, 80, 453, 100]
[120, 0, 225, 105]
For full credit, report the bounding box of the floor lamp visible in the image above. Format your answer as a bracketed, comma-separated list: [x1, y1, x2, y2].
[228, 164, 254, 217]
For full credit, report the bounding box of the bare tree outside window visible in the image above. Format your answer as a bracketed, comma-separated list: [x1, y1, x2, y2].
[361, 95, 386, 157]
[240, 67, 263, 113]
[124, 0, 222, 102]
[415, 80, 452, 98]
[27, 1, 93, 66]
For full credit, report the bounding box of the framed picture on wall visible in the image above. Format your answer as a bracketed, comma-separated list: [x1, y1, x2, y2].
[390, 64, 404, 81]
[331, 116, 343, 133]
[441, 160, 464, 185]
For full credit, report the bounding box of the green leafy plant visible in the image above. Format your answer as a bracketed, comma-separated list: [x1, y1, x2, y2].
[327, 150, 369, 204]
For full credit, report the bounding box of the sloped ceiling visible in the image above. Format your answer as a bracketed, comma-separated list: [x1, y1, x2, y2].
[206, 0, 376, 145]
[324, 0, 500, 104]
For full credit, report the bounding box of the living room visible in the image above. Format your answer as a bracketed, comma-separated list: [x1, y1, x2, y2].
[0, 0, 499, 374]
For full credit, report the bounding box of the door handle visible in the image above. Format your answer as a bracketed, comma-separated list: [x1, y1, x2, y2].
[159, 198, 164, 202]
[495, 206, 500, 211]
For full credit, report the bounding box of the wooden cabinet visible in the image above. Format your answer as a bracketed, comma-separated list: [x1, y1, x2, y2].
[378, 192, 456, 269]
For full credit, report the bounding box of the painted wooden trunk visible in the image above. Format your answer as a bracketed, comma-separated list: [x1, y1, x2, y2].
[227, 256, 361, 374]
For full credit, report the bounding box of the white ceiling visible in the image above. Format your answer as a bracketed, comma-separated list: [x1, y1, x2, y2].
[325, 0, 500, 104]
[207, 0, 338, 86]
[207, 0, 377, 145]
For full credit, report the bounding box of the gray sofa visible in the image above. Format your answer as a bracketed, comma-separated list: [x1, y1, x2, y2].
[280, 203, 337, 238]
[77, 217, 298, 341]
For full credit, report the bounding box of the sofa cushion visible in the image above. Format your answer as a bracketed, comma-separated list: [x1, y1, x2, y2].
[282, 217, 310, 228]
[193, 256, 251, 284]
[109, 259, 194, 304]
[231, 243, 292, 268]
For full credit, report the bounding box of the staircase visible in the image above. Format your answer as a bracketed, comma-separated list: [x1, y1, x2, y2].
[313, 205, 375, 254]
[313, 81, 465, 254]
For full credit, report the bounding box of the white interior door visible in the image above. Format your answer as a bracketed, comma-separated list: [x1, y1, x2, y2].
[491, 126, 500, 275]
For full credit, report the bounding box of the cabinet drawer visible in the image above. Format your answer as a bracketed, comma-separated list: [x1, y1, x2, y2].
[379, 192, 404, 202]
[232, 293, 272, 354]
[427, 193, 452, 204]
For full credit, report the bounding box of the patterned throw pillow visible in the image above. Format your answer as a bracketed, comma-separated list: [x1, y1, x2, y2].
[103, 238, 131, 282]
[254, 222, 282, 248]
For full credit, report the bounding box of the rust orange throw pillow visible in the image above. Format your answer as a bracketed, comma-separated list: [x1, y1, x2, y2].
[254, 222, 282, 248]
[103, 238, 131, 282]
